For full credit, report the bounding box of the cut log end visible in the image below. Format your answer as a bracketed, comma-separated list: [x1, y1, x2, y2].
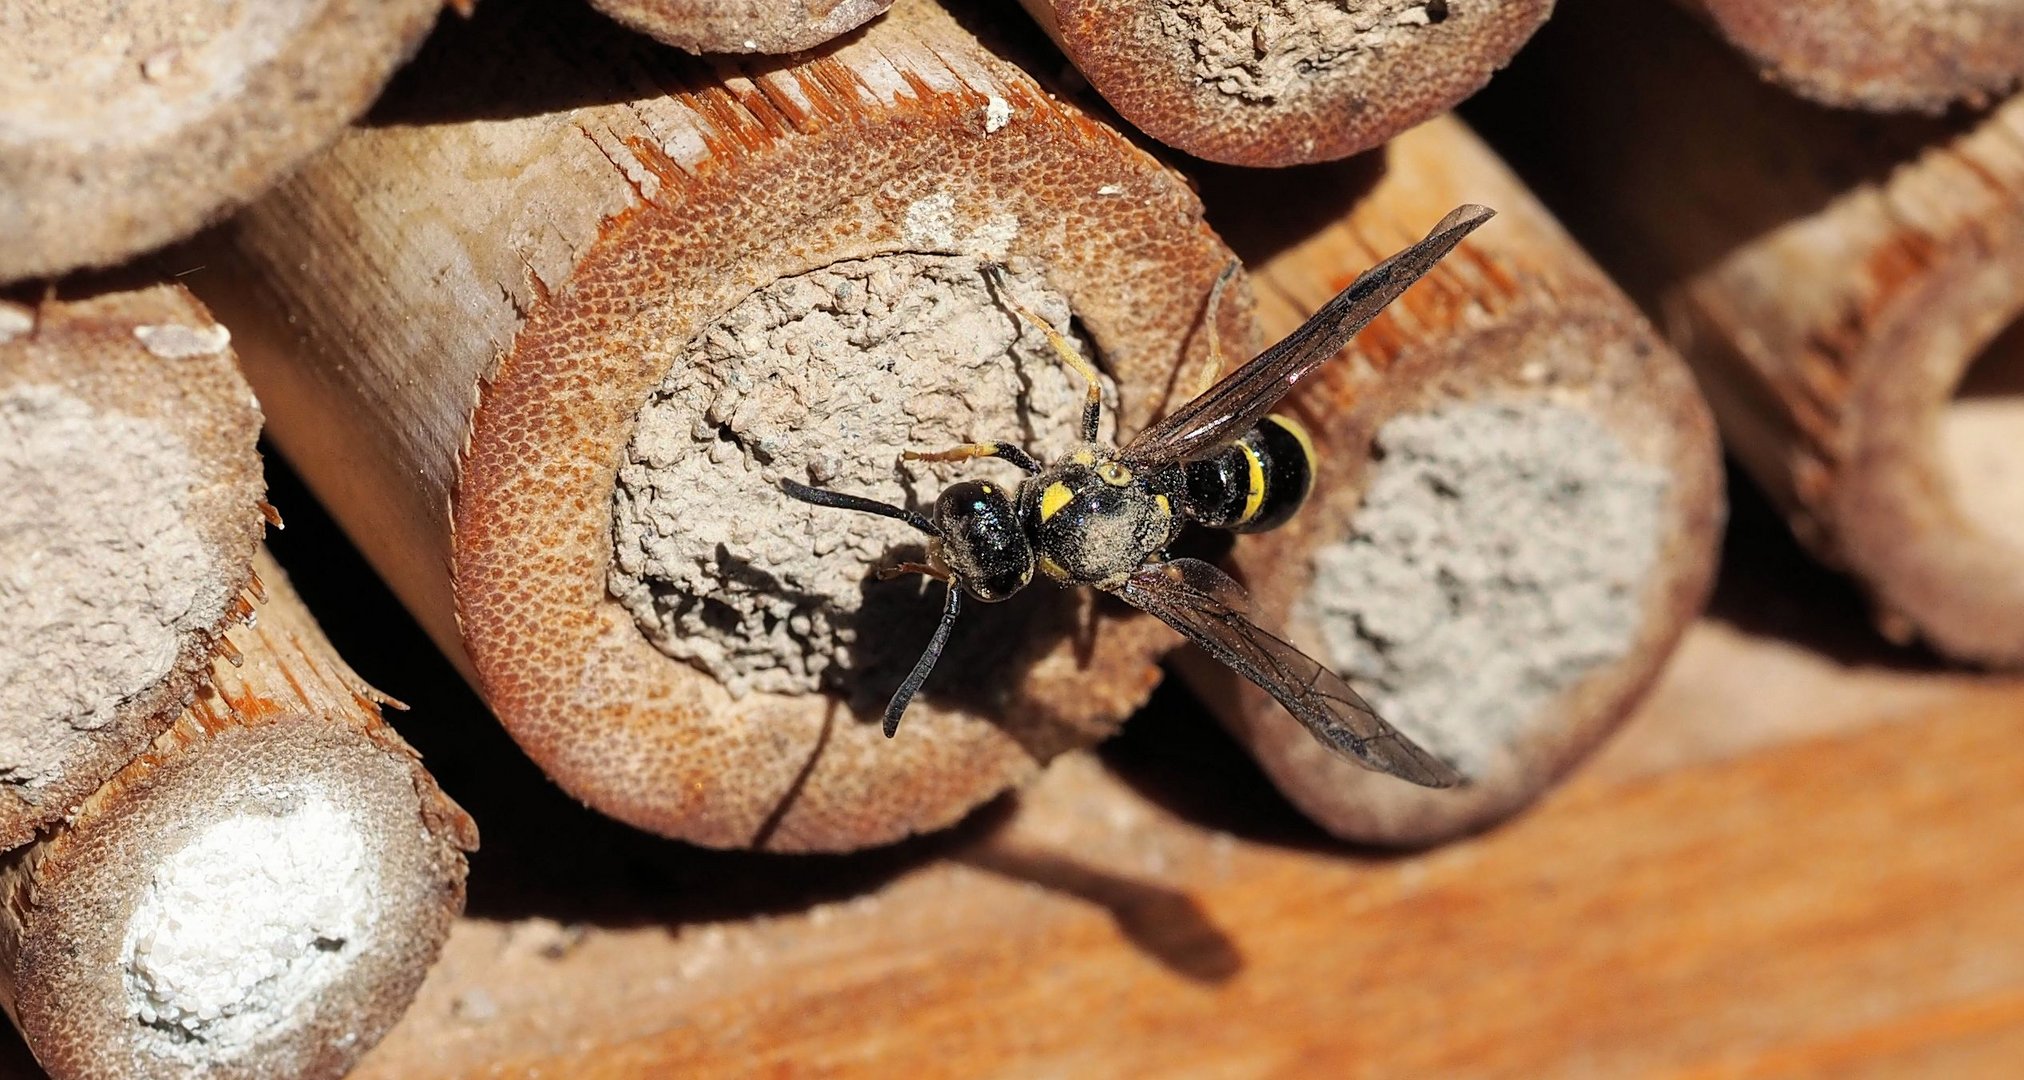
[0, 550, 475, 1080]
[1024, 0, 1551, 165]
[1682, 0, 2024, 113]
[0, 283, 264, 850]
[0, 0, 445, 283]
[1184, 118, 1722, 845]
[587, 0, 892, 53]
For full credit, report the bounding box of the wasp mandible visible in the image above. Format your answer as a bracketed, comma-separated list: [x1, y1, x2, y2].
[783, 204, 1494, 789]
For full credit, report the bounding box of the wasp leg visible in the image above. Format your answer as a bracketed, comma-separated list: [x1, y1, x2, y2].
[984, 264, 1104, 442]
[876, 561, 951, 583]
[1190, 259, 1241, 399]
[902, 441, 1041, 474]
[780, 479, 939, 536]
[885, 583, 963, 737]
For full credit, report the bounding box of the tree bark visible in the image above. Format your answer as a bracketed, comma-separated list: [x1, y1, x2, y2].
[0, 0, 446, 284]
[1015, 0, 1553, 165]
[0, 548, 476, 1080]
[1179, 115, 1723, 846]
[0, 282, 265, 850]
[194, 0, 1255, 852]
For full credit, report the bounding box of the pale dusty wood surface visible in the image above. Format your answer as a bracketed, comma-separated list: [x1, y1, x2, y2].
[1178, 115, 1720, 846]
[1678, 0, 2024, 112]
[0, 464, 1991, 1078]
[586, 0, 891, 52]
[195, 0, 1255, 852]
[0, 283, 264, 849]
[0, 549, 473, 1080]
[1018, 0, 1552, 165]
[0, 0, 444, 282]
[1469, 2, 2024, 668]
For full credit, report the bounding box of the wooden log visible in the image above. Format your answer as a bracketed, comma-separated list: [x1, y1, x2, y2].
[0, 547, 476, 1080]
[1176, 115, 1722, 846]
[192, 0, 1253, 853]
[1014, 0, 1552, 166]
[0, 282, 264, 850]
[586, 0, 892, 53]
[1676, 0, 2024, 113]
[0, 0, 446, 284]
[1473, 1, 2024, 666]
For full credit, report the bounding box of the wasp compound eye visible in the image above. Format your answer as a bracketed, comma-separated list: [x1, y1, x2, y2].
[933, 481, 1034, 602]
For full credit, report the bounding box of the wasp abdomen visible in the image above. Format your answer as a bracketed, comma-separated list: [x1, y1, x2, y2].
[1181, 414, 1316, 534]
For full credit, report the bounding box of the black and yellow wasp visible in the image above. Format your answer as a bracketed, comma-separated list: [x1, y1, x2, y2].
[783, 204, 1493, 789]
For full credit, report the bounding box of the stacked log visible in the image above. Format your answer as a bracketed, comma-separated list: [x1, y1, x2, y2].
[1474, 1, 2024, 666]
[192, 0, 1256, 853]
[1181, 117, 1722, 845]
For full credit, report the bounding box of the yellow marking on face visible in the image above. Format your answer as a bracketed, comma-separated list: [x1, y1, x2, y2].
[1070, 448, 1096, 466]
[1038, 555, 1069, 581]
[1097, 461, 1133, 486]
[1154, 493, 1171, 516]
[979, 483, 994, 495]
[1237, 441, 1267, 525]
[1268, 414, 1318, 473]
[1039, 482, 1074, 522]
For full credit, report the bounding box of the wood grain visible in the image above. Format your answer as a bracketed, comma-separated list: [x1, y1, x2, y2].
[586, 0, 890, 53]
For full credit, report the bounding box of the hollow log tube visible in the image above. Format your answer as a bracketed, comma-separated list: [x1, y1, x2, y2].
[195, 0, 1255, 852]
[1675, 0, 2024, 114]
[1179, 115, 1723, 846]
[1478, 2, 2024, 666]
[0, 283, 265, 850]
[0, 0, 447, 284]
[587, 0, 892, 53]
[0, 547, 476, 1080]
[1014, 0, 1552, 166]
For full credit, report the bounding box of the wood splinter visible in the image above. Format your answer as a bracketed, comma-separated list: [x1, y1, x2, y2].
[0, 548, 476, 1080]
[1479, 1, 2024, 666]
[1016, 0, 1552, 165]
[0, 0, 447, 283]
[0, 283, 264, 851]
[1181, 116, 1723, 846]
[195, 0, 1256, 853]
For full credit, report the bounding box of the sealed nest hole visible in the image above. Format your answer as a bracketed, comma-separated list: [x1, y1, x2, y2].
[611, 254, 1116, 715]
[1162, 0, 1453, 103]
[1295, 400, 1669, 775]
[1940, 315, 2024, 558]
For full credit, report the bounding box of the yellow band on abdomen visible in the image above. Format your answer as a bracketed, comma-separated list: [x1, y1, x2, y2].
[1237, 441, 1266, 526]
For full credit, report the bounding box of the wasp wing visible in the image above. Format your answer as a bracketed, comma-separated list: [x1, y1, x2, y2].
[1118, 558, 1464, 789]
[1119, 204, 1495, 468]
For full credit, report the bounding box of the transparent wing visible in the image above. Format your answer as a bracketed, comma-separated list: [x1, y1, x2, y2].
[1120, 204, 1495, 467]
[1119, 558, 1464, 789]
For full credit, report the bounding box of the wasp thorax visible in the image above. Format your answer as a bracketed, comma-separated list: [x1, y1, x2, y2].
[1022, 461, 1183, 587]
[934, 480, 1035, 602]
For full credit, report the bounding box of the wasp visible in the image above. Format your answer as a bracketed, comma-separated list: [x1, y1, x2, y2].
[783, 205, 1493, 789]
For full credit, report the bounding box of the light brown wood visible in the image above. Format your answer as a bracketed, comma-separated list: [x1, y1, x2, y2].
[0, 0, 446, 283]
[1170, 116, 1721, 845]
[1678, 0, 2024, 112]
[329, 572, 2024, 1078]
[193, 0, 1255, 853]
[0, 548, 475, 1080]
[0, 282, 264, 850]
[1475, 1, 2024, 667]
[1016, 0, 1552, 165]
[586, 0, 891, 53]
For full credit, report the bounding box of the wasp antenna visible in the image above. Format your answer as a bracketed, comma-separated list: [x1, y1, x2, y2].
[780, 478, 939, 537]
[884, 583, 964, 738]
